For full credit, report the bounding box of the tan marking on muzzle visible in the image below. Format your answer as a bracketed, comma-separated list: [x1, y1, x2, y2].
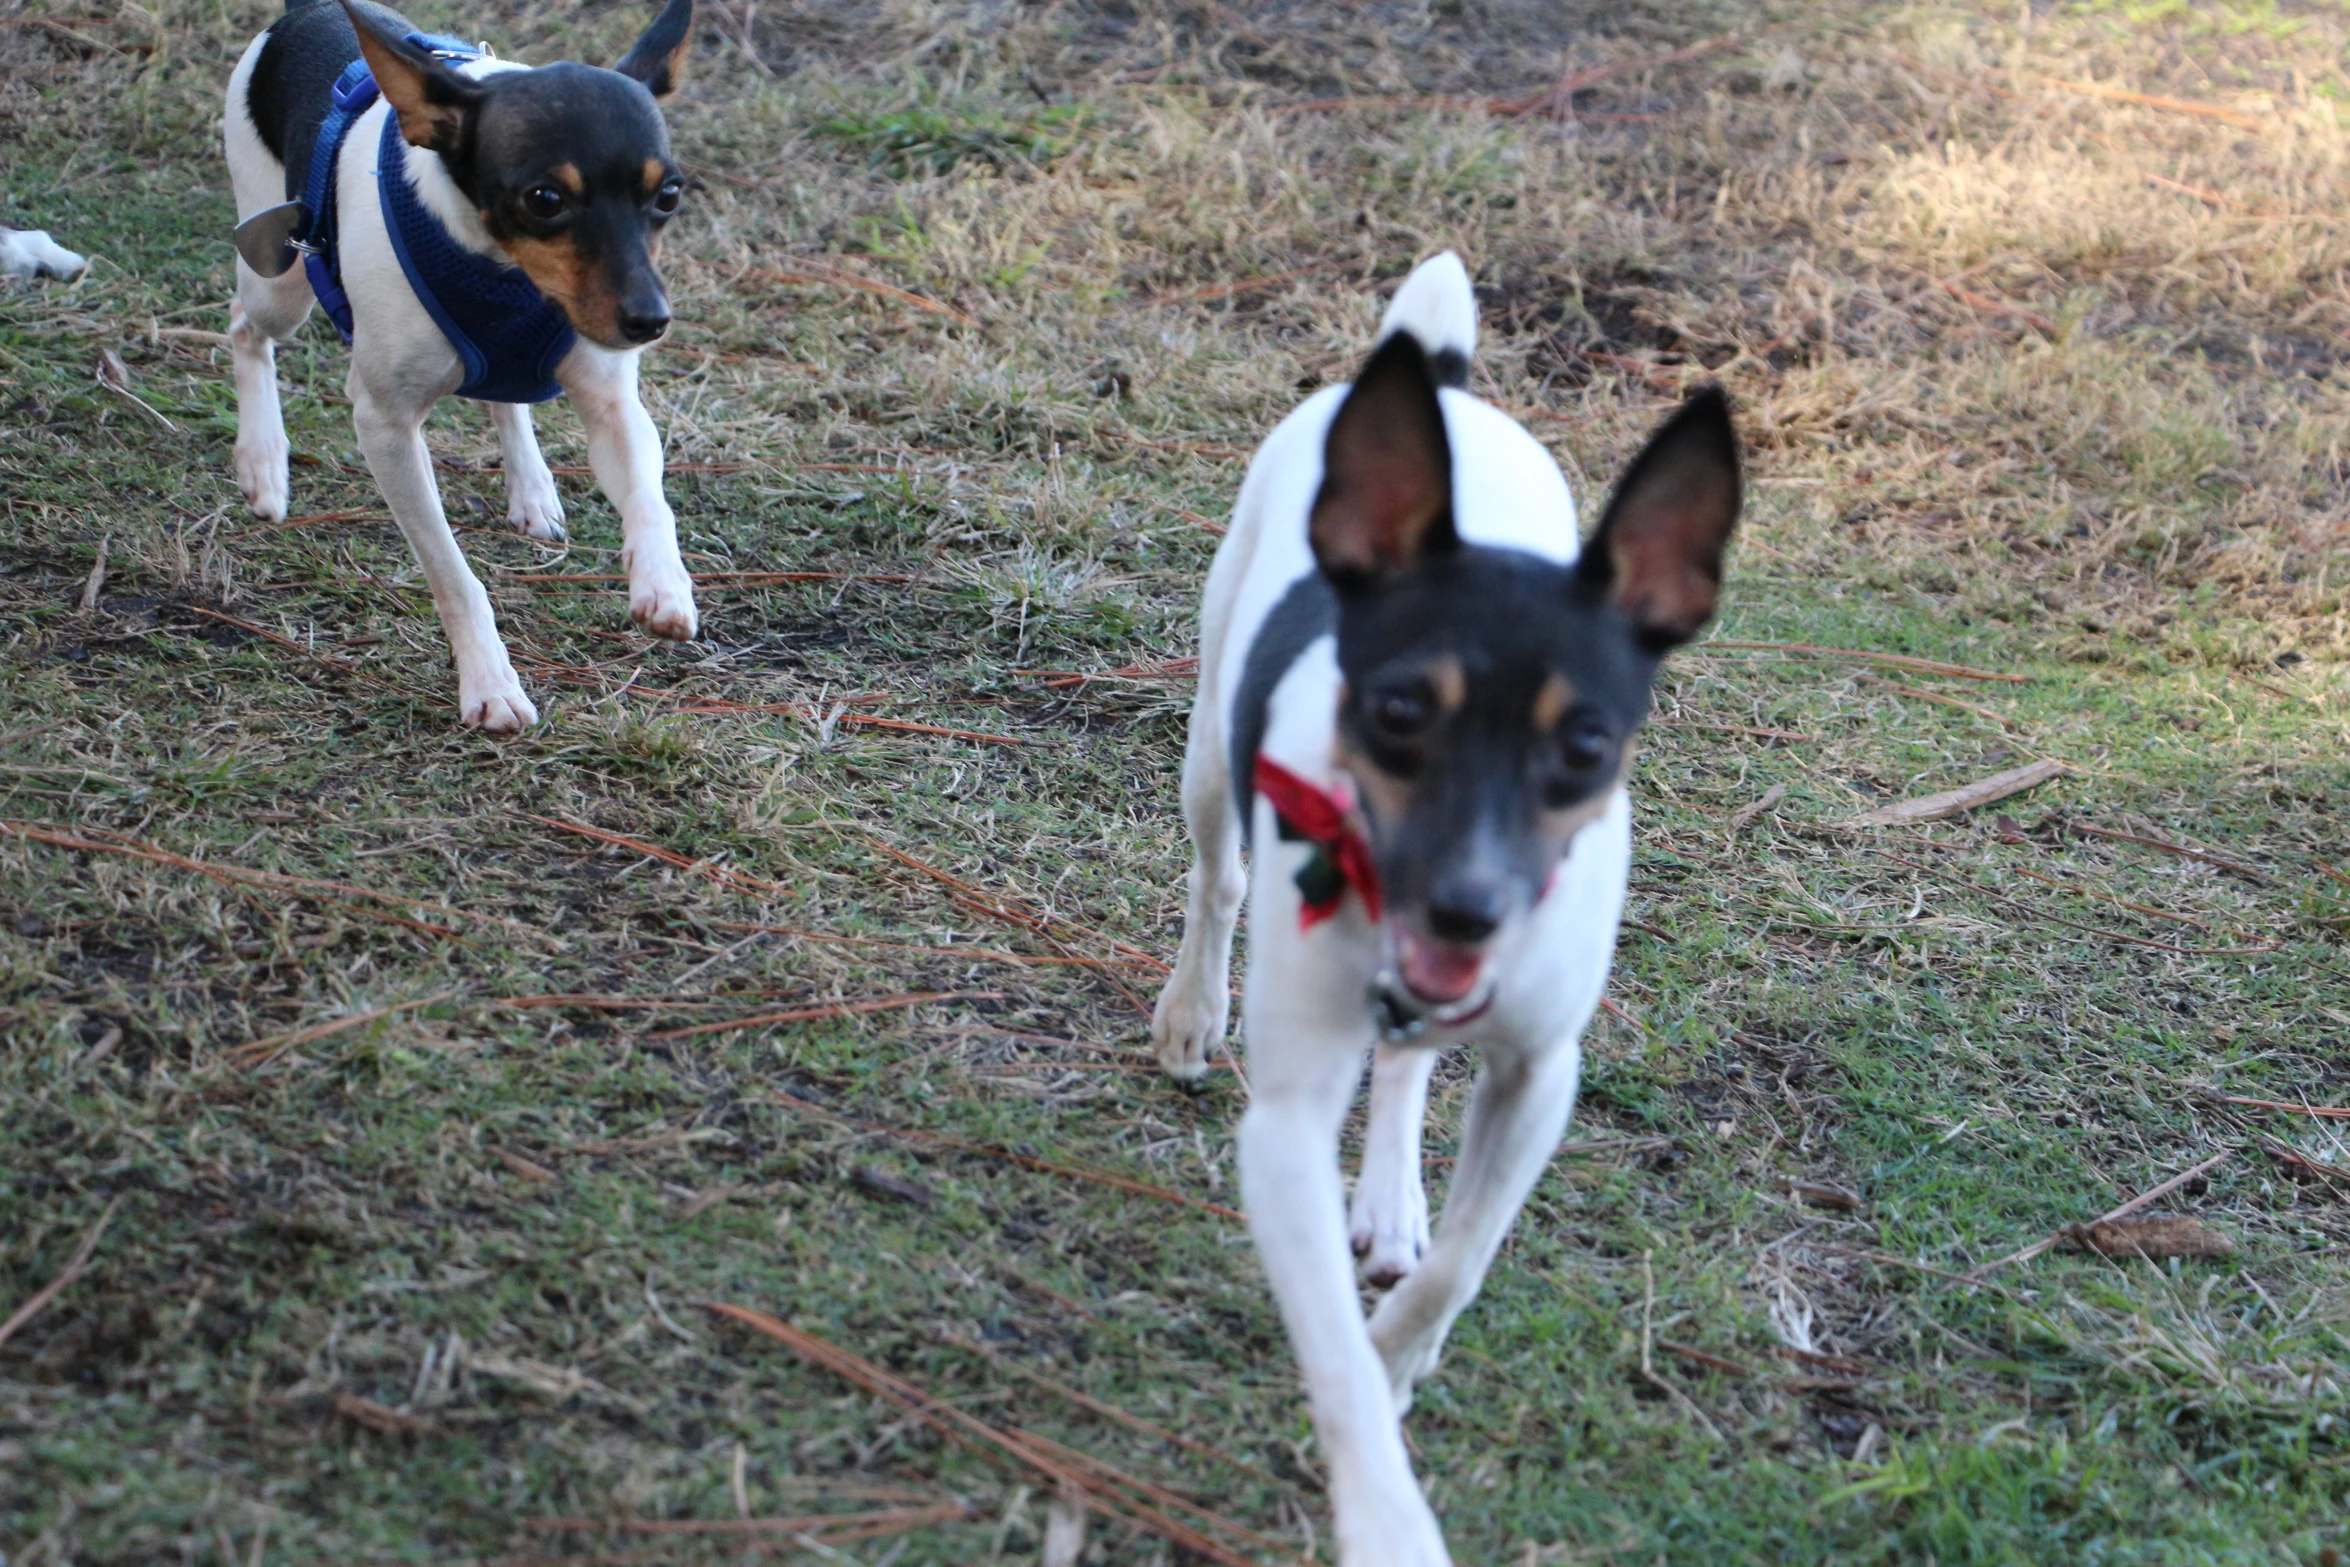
[500, 232, 625, 348]
[1532, 671, 1575, 730]
[1427, 654, 1466, 714]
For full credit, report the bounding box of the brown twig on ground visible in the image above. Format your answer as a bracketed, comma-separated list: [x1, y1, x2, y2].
[1000, 1423, 1298, 1558]
[861, 836, 1169, 974]
[1636, 1251, 1725, 1442]
[1655, 1339, 1753, 1379]
[2261, 1141, 2350, 1184]
[1600, 996, 1643, 1032]
[700, 1304, 1265, 1567]
[2216, 1095, 2350, 1121]
[2042, 75, 2268, 131]
[0, 819, 506, 941]
[772, 1091, 1244, 1220]
[524, 813, 794, 902]
[1013, 656, 1200, 688]
[525, 1503, 976, 1539]
[1969, 1149, 2233, 1279]
[1843, 760, 2065, 828]
[646, 991, 998, 1043]
[1930, 276, 2059, 335]
[1702, 640, 2026, 683]
[221, 991, 458, 1069]
[734, 260, 976, 325]
[1863, 675, 2017, 728]
[2056, 820, 2277, 886]
[0, 1197, 122, 1350]
[940, 1330, 1305, 1497]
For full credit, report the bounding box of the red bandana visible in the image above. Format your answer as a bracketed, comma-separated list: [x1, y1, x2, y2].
[1254, 756, 1383, 929]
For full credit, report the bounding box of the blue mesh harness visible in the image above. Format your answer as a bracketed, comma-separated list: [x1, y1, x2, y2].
[299, 36, 576, 404]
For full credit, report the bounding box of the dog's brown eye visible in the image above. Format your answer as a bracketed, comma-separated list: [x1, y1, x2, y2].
[1369, 685, 1432, 739]
[521, 185, 568, 221]
[650, 179, 683, 217]
[1561, 713, 1610, 770]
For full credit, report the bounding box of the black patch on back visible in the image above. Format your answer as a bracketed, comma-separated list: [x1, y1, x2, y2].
[1427, 346, 1468, 389]
[247, 0, 415, 200]
[1229, 571, 1336, 841]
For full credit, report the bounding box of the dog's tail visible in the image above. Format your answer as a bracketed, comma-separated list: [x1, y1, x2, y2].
[1375, 250, 1475, 389]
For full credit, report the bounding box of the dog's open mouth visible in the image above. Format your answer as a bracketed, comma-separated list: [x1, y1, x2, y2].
[1390, 931, 1497, 1028]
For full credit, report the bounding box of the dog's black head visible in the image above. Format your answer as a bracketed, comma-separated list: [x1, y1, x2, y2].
[1310, 334, 1741, 1006]
[343, 0, 693, 350]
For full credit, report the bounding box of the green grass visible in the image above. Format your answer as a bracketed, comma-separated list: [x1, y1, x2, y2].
[4, 0, 2350, 1563]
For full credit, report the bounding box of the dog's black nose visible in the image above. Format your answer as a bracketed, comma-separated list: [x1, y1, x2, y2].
[1426, 884, 1503, 945]
[618, 306, 670, 344]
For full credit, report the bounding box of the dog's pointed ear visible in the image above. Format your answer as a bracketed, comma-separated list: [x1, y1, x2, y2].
[1309, 332, 1458, 589]
[1578, 384, 1742, 648]
[342, 0, 484, 154]
[615, 0, 694, 97]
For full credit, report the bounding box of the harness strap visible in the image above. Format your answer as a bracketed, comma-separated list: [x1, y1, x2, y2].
[297, 34, 576, 403]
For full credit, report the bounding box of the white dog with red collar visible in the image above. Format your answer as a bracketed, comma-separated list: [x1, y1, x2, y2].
[1151, 252, 1742, 1565]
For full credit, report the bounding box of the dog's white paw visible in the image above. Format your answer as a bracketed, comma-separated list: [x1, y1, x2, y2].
[508, 478, 566, 542]
[0, 229, 88, 282]
[1334, 1494, 1450, 1567]
[1150, 976, 1227, 1082]
[1349, 1170, 1430, 1290]
[459, 667, 539, 734]
[234, 438, 290, 523]
[628, 565, 698, 641]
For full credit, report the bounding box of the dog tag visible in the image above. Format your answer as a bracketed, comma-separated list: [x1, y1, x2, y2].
[232, 202, 310, 278]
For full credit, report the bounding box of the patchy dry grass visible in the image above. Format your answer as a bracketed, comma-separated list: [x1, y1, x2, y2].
[5, 0, 2350, 1562]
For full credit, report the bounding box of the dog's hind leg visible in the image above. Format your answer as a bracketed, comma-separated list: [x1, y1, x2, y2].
[349, 370, 537, 732]
[1368, 1038, 1581, 1411]
[488, 401, 567, 543]
[227, 261, 315, 524]
[1350, 1043, 1436, 1287]
[1151, 712, 1246, 1080]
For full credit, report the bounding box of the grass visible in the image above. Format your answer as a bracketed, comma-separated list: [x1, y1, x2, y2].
[4, 0, 2350, 1562]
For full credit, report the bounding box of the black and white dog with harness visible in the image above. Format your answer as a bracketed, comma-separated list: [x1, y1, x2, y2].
[1151, 253, 1743, 1565]
[223, 0, 699, 731]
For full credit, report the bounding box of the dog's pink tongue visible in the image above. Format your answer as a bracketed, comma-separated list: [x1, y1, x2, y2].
[1398, 934, 1484, 1005]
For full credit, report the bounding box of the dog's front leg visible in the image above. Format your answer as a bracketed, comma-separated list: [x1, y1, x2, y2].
[1350, 1043, 1436, 1287]
[1369, 1039, 1581, 1409]
[348, 373, 538, 732]
[562, 350, 697, 641]
[1241, 1015, 1450, 1566]
[227, 259, 315, 524]
[1151, 711, 1246, 1080]
[489, 401, 567, 543]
